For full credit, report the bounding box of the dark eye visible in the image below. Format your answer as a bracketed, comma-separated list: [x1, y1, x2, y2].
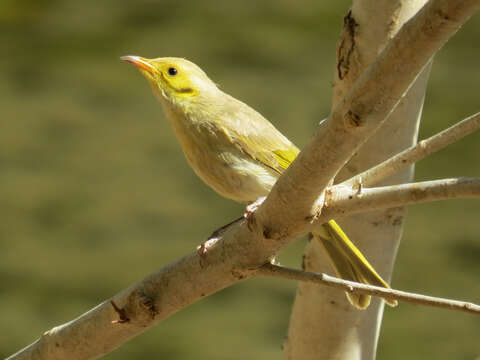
[167, 67, 178, 76]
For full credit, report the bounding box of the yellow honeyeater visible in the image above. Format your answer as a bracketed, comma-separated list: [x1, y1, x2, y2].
[122, 55, 397, 309]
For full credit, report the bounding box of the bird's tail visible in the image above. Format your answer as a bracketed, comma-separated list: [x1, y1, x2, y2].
[312, 220, 398, 309]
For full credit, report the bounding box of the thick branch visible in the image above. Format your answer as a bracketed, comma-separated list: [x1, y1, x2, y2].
[259, 264, 480, 315]
[343, 112, 480, 188]
[254, 0, 480, 241]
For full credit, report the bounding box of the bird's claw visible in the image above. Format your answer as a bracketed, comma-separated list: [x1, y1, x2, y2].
[244, 196, 266, 230]
[197, 238, 218, 256]
[244, 196, 266, 218]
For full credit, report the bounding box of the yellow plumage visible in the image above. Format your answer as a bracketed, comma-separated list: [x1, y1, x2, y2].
[122, 55, 397, 309]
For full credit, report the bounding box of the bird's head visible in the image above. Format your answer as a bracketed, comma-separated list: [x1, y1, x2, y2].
[121, 56, 218, 107]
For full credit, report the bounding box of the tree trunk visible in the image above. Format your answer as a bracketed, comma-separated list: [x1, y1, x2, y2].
[284, 1, 431, 359]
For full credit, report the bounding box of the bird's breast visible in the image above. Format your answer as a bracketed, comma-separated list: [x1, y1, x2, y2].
[168, 112, 278, 202]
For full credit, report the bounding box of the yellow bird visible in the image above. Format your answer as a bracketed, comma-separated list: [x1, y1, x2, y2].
[122, 55, 397, 309]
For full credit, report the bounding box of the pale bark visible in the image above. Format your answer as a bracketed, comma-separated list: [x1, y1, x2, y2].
[7, 1, 480, 359]
[283, 1, 470, 359]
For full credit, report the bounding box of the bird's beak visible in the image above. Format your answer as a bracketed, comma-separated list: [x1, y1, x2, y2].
[121, 55, 155, 74]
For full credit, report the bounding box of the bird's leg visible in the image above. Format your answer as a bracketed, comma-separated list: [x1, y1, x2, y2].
[198, 196, 267, 257]
[197, 238, 217, 257]
[198, 216, 245, 256]
[244, 196, 267, 218]
[244, 196, 267, 231]
[207, 216, 244, 241]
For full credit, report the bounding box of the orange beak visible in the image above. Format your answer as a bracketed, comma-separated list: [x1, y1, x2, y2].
[121, 55, 154, 74]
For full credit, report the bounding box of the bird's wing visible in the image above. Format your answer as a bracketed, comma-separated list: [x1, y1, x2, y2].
[221, 96, 300, 174]
[231, 134, 299, 174]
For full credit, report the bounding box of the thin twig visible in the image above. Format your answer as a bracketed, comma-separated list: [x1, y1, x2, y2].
[343, 112, 480, 188]
[258, 264, 480, 315]
[320, 177, 480, 221]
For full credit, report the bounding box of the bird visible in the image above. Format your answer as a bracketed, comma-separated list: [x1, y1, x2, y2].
[121, 55, 397, 309]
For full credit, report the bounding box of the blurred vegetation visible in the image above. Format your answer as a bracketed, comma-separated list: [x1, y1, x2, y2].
[1, 1, 479, 359]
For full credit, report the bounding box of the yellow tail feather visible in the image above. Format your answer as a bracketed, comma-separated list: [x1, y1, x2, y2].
[313, 220, 398, 309]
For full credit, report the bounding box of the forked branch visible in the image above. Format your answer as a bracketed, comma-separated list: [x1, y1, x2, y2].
[343, 112, 480, 188]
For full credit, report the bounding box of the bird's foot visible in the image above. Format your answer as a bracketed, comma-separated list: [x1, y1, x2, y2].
[244, 196, 266, 230]
[198, 196, 267, 257]
[197, 237, 218, 257]
[244, 196, 266, 218]
[208, 216, 244, 240]
[199, 216, 244, 257]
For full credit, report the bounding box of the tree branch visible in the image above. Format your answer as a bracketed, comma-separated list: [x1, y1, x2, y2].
[259, 264, 480, 315]
[253, 0, 480, 242]
[343, 112, 480, 188]
[9, 179, 480, 360]
[321, 177, 480, 221]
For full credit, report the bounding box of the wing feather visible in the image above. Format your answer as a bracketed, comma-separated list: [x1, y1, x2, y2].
[219, 94, 300, 174]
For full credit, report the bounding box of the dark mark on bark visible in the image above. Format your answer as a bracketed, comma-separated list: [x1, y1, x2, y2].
[436, 8, 450, 21]
[263, 226, 272, 239]
[337, 9, 359, 80]
[392, 216, 404, 226]
[138, 293, 158, 319]
[345, 109, 363, 128]
[231, 269, 246, 280]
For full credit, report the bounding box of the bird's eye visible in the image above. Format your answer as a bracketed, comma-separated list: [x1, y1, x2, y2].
[167, 67, 178, 76]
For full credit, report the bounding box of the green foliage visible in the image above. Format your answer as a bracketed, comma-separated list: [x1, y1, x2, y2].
[1, 1, 479, 359]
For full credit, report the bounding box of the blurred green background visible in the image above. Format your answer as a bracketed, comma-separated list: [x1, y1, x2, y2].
[1, 1, 479, 359]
